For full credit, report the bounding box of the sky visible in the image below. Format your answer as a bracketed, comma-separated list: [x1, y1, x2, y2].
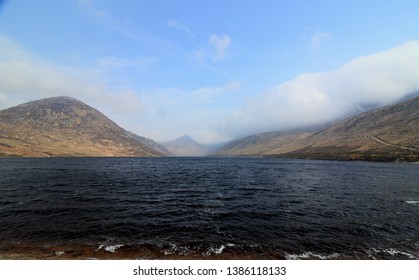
[1, 0, 419, 144]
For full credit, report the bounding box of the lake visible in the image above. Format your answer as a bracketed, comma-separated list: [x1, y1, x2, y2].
[0, 157, 418, 259]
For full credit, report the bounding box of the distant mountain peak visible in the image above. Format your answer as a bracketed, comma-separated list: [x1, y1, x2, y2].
[160, 134, 222, 156]
[175, 134, 198, 144]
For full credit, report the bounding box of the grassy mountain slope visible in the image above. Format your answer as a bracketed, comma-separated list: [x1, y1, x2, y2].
[0, 96, 165, 157]
[215, 96, 419, 161]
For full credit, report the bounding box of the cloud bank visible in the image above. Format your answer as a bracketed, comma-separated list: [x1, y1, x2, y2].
[0, 35, 144, 118]
[217, 41, 419, 138]
[1, 34, 419, 144]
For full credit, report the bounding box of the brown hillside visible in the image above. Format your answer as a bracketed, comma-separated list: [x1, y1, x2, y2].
[0, 96, 165, 157]
[216, 96, 419, 162]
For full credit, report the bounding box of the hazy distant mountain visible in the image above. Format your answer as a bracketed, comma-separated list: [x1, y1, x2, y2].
[126, 131, 172, 156]
[215, 96, 419, 162]
[0, 96, 166, 157]
[214, 130, 312, 157]
[161, 135, 223, 156]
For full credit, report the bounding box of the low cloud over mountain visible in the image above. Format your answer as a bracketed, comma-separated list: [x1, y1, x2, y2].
[217, 41, 419, 139]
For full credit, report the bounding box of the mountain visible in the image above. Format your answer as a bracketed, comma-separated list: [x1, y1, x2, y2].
[214, 130, 312, 156]
[126, 131, 172, 156]
[215, 96, 419, 162]
[0, 96, 166, 157]
[161, 135, 223, 156]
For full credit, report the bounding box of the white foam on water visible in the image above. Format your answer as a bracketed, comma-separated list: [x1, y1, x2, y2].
[203, 243, 235, 257]
[366, 247, 416, 259]
[383, 248, 415, 258]
[96, 244, 123, 253]
[405, 200, 419, 204]
[163, 243, 177, 255]
[285, 252, 340, 260]
[162, 243, 193, 256]
[203, 245, 225, 257]
[105, 245, 123, 253]
[54, 251, 65, 256]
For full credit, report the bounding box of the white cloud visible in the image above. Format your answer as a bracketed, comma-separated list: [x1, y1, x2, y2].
[97, 55, 155, 72]
[0, 35, 237, 144]
[77, 0, 107, 18]
[208, 34, 231, 62]
[137, 82, 241, 143]
[310, 31, 331, 50]
[195, 34, 232, 63]
[167, 20, 191, 36]
[3, 33, 418, 145]
[0, 35, 144, 117]
[217, 41, 419, 138]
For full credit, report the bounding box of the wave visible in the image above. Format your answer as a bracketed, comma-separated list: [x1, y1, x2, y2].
[405, 200, 419, 205]
[366, 247, 417, 259]
[96, 244, 124, 253]
[285, 252, 341, 260]
[92, 241, 239, 258]
[203, 243, 235, 257]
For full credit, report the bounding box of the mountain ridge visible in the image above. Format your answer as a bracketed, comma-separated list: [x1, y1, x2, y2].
[215, 96, 419, 162]
[0, 96, 166, 157]
[161, 135, 223, 156]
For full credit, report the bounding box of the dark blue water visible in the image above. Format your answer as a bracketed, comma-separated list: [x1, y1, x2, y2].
[0, 157, 418, 259]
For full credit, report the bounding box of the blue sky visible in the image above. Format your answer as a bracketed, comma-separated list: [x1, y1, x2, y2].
[1, 0, 419, 143]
